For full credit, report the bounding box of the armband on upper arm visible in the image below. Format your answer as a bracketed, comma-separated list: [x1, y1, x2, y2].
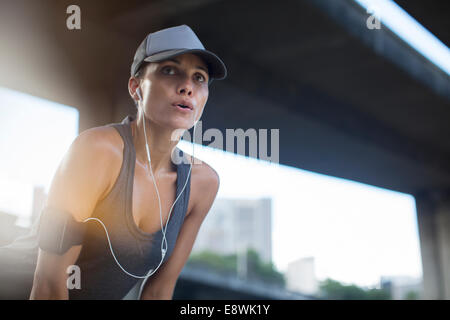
[37, 207, 86, 255]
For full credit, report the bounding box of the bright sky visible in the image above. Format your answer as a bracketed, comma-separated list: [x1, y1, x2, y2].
[0, 86, 423, 288]
[0, 87, 78, 226]
[178, 141, 422, 287]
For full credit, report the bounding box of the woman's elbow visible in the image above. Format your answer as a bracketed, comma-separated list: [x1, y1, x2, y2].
[29, 272, 69, 300]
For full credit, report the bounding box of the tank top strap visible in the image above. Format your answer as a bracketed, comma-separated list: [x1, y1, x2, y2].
[103, 114, 191, 223]
[104, 114, 191, 226]
[118, 114, 191, 218]
[96, 115, 136, 212]
[175, 148, 192, 223]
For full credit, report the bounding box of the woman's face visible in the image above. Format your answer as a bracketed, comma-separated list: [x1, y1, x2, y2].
[135, 53, 210, 130]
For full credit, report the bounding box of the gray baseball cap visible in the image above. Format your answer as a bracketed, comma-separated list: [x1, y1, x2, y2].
[131, 25, 227, 81]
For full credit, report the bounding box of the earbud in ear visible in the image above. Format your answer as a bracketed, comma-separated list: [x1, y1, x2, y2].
[136, 88, 142, 101]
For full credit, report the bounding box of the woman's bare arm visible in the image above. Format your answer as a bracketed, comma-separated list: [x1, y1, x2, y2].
[29, 128, 117, 299]
[140, 163, 220, 299]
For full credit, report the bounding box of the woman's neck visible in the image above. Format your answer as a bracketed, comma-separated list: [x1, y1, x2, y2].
[130, 117, 180, 175]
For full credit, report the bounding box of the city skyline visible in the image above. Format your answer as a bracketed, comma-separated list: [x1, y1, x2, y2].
[192, 197, 272, 263]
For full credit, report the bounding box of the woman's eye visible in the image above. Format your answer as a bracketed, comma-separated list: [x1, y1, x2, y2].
[195, 74, 206, 82]
[162, 66, 176, 75]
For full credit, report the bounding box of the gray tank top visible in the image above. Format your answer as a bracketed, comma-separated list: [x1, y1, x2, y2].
[0, 114, 191, 300]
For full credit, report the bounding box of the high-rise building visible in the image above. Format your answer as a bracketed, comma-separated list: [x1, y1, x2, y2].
[286, 256, 319, 296]
[192, 197, 272, 263]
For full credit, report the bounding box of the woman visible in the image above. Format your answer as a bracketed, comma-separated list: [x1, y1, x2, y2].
[3, 25, 227, 300]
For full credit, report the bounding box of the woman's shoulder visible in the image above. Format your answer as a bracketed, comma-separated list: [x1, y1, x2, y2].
[183, 153, 220, 187]
[74, 125, 125, 191]
[183, 153, 220, 217]
[78, 124, 124, 148]
[75, 125, 125, 165]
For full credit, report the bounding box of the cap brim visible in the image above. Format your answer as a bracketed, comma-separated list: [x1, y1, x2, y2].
[144, 48, 227, 80]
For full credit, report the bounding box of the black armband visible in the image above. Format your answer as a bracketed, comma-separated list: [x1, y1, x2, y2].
[37, 206, 86, 255]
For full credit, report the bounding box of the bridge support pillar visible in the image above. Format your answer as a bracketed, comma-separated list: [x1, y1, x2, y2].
[415, 190, 450, 299]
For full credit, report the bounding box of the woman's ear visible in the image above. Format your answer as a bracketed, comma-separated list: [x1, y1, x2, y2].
[128, 77, 140, 102]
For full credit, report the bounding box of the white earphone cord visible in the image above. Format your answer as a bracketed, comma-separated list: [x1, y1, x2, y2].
[83, 89, 198, 298]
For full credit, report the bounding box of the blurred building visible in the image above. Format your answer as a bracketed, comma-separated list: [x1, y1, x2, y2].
[0, 185, 46, 247]
[286, 256, 319, 296]
[192, 197, 272, 263]
[31, 185, 47, 225]
[380, 275, 423, 300]
[0, 211, 28, 246]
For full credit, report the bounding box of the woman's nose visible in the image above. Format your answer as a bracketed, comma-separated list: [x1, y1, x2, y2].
[178, 78, 193, 96]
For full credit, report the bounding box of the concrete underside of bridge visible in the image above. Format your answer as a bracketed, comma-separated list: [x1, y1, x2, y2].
[1, 0, 449, 298]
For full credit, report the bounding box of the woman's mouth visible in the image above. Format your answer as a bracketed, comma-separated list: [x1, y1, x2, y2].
[174, 104, 192, 112]
[172, 101, 194, 112]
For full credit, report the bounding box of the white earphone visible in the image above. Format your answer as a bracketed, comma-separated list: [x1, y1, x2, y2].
[84, 86, 198, 299]
[136, 87, 143, 101]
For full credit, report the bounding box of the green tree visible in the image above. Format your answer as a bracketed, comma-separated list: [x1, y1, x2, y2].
[404, 291, 419, 300]
[246, 248, 285, 286]
[187, 250, 237, 275]
[319, 278, 391, 300]
[366, 287, 391, 300]
[187, 249, 285, 287]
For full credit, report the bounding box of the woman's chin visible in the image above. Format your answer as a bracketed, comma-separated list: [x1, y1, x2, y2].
[170, 117, 196, 130]
[165, 119, 194, 134]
